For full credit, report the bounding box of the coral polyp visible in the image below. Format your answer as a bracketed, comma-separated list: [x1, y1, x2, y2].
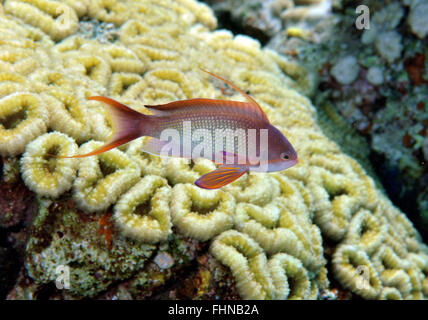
[20, 132, 78, 198]
[332, 244, 382, 299]
[87, 0, 129, 26]
[125, 137, 167, 177]
[42, 90, 92, 143]
[72, 140, 140, 212]
[165, 157, 216, 185]
[114, 175, 172, 243]
[4, 0, 79, 41]
[269, 253, 311, 300]
[170, 183, 235, 241]
[224, 173, 280, 206]
[102, 44, 146, 74]
[0, 92, 48, 156]
[210, 230, 274, 300]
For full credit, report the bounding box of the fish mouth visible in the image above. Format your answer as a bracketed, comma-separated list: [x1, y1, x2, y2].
[284, 157, 298, 169]
[287, 158, 298, 169]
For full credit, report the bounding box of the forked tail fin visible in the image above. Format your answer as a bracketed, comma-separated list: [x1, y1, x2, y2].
[56, 96, 146, 158]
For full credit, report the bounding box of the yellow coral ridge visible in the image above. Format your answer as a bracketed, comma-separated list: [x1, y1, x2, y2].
[4, 0, 79, 41]
[85, 101, 113, 142]
[0, 72, 28, 97]
[66, 54, 111, 87]
[20, 132, 78, 198]
[62, 0, 88, 17]
[0, 92, 48, 156]
[28, 68, 75, 95]
[332, 244, 382, 299]
[224, 173, 280, 206]
[72, 140, 140, 212]
[268, 253, 311, 300]
[170, 183, 235, 241]
[42, 90, 92, 142]
[126, 137, 166, 177]
[378, 287, 403, 300]
[87, 0, 129, 26]
[232, 173, 324, 272]
[234, 202, 319, 270]
[165, 158, 216, 185]
[344, 209, 387, 255]
[102, 44, 146, 74]
[210, 230, 274, 300]
[0, 47, 39, 75]
[114, 175, 172, 243]
[108, 72, 142, 97]
[211, 231, 317, 300]
[308, 162, 373, 241]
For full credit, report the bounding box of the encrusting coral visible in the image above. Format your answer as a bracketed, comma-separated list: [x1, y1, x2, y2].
[25, 198, 157, 298]
[1, 0, 427, 300]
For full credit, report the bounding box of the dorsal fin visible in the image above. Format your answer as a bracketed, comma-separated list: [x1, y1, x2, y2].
[145, 98, 233, 114]
[144, 69, 269, 122]
[199, 68, 268, 121]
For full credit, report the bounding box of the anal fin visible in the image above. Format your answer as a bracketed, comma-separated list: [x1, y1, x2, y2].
[195, 165, 248, 189]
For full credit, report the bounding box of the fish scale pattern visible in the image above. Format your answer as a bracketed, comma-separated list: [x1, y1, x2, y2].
[0, 0, 427, 299]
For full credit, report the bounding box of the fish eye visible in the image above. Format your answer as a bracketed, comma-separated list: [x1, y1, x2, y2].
[280, 152, 289, 160]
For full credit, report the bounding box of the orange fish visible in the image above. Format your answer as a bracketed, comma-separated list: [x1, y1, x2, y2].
[61, 69, 298, 189]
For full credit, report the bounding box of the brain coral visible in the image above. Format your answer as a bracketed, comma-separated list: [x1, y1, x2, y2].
[0, 0, 427, 300]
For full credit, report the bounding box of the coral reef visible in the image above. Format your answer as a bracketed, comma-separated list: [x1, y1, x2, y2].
[25, 198, 156, 298]
[0, 0, 427, 300]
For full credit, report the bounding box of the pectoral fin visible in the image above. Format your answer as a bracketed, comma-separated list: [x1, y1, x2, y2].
[141, 137, 182, 158]
[195, 165, 248, 189]
[141, 137, 169, 156]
